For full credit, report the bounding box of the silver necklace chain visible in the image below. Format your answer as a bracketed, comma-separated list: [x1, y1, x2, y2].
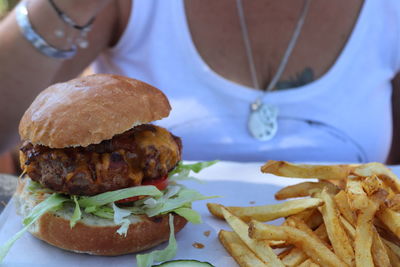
[236, 0, 312, 140]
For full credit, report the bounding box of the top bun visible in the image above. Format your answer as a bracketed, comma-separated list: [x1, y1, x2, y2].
[19, 74, 171, 148]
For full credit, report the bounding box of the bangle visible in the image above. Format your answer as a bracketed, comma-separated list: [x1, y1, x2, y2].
[16, 1, 77, 59]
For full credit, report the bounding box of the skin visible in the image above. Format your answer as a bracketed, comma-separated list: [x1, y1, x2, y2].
[185, 0, 363, 89]
[0, 0, 399, 163]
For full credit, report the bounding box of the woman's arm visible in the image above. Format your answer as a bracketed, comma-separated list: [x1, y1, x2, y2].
[0, 0, 119, 151]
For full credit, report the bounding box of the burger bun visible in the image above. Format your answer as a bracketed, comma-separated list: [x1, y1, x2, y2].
[14, 178, 187, 256]
[19, 74, 171, 148]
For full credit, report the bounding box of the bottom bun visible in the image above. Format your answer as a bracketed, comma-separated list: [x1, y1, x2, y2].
[15, 178, 187, 256]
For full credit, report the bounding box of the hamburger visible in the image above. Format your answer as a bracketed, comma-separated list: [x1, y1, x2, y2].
[6, 74, 213, 259]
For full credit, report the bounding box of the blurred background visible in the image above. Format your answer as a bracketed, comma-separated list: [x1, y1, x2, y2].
[0, 0, 17, 19]
[1, 0, 23, 176]
[0, 0, 19, 211]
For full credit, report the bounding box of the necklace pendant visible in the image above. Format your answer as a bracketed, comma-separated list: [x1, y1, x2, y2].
[248, 103, 278, 141]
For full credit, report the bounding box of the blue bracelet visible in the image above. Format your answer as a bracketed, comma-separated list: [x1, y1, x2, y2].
[16, 1, 76, 59]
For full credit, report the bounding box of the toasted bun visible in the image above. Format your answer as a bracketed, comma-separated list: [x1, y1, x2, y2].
[15, 178, 187, 256]
[19, 74, 171, 148]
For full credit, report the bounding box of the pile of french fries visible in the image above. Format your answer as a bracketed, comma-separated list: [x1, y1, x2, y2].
[207, 161, 400, 267]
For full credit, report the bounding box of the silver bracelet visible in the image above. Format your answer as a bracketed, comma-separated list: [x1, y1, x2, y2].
[16, 1, 77, 59]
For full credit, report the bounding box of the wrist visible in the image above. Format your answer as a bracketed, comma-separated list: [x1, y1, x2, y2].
[16, 1, 77, 58]
[16, 0, 112, 58]
[27, 0, 75, 50]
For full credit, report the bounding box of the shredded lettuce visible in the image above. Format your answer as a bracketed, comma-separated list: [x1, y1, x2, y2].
[173, 207, 202, 224]
[122, 205, 147, 215]
[70, 196, 81, 228]
[138, 185, 182, 213]
[162, 185, 182, 200]
[84, 206, 97, 213]
[78, 185, 162, 207]
[27, 180, 53, 194]
[84, 205, 114, 219]
[0, 194, 68, 262]
[23, 194, 68, 225]
[0, 161, 218, 263]
[168, 161, 218, 182]
[112, 203, 132, 236]
[136, 214, 177, 267]
[90, 206, 114, 219]
[27, 181, 43, 192]
[169, 160, 218, 176]
[144, 188, 217, 218]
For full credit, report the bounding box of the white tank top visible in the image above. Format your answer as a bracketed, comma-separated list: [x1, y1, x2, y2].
[93, 0, 400, 163]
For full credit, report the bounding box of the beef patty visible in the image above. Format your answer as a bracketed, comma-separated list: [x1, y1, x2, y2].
[20, 124, 182, 196]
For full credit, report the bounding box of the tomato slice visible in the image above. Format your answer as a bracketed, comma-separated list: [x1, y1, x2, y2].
[142, 175, 168, 191]
[116, 175, 168, 204]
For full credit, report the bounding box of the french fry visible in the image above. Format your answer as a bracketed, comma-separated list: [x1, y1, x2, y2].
[374, 217, 400, 246]
[353, 163, 400, 193]
[265, 240, 286, 248]
[362, 174, 397, 200]
[278, 247, 292, 259]
[354, 190, 387, 267]
[340, 216, 356, 241]
[354, 197, 379, 267]
[206, 203, 224, 219]
[346, 176, 365, 195]
[302, 209, 323, 230]
[312, 223, 329, 242]
[285, 217, 330, 247]
[281, 247, 308, 267]
[383, 238, 400, 258]
[248, 221, 347, 267]
[377, 207, 400, 239]
[346, 177, 369, 210]
[284, 213, 322, 233]
[318, 189, 354, 266]
[220, 207, 284, 267]
[334, 190, 356, 226]
[298, 259, 320, 267]
[281, 223, 328, 266]
[275, 181, 339, 200]
[384, 242, 400, 267]
[371, 229, 391, 267]
[207, 198, 322, 222]
[218, 230, 268, 267]
[211, 161, 400, 267]
[289, 208, 315, 221]
[386, 194, 400, 212]
[362, 175, 385, 196]
[286, 208, 322, 230]
[261, 160, 354, 180]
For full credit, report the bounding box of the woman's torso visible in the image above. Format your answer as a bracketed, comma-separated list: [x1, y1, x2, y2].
[93, 0, 400, 163]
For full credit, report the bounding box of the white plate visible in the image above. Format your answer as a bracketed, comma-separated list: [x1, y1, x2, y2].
[0, 162, 398, 267]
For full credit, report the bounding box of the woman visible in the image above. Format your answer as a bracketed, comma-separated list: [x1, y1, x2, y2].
[1, 0, 399, 163]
